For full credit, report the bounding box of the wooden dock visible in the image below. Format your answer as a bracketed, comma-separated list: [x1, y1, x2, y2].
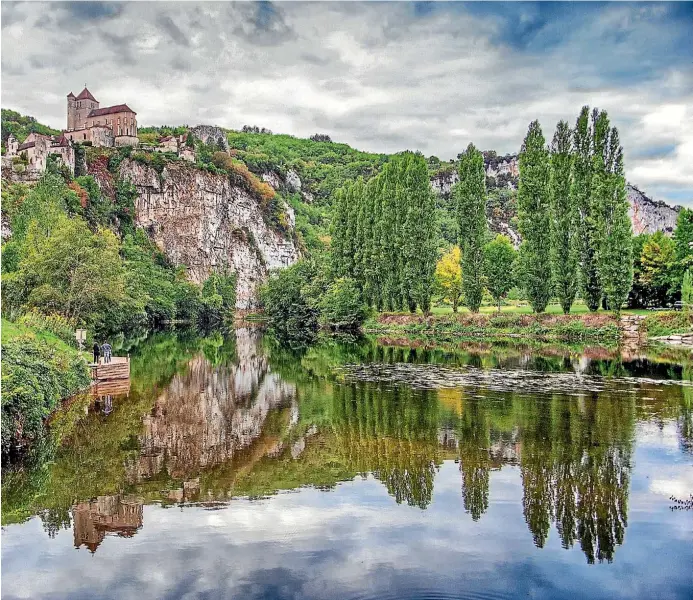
[91, 356, 130, 382]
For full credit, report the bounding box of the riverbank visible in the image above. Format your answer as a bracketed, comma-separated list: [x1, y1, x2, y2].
[364, 312, 623, 343]
[1, 318, 91, 461]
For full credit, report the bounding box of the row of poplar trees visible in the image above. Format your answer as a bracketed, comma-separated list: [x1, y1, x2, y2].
[330, 151, 438, 313]
[518, 106, 633, 314]
[333, 105, 633, 316]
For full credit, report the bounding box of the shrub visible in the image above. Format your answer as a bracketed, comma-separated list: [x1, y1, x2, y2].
[259, 261, 322, 342]
[1, 336, 90, 459]
[17, 311, 77, 346]
[319, 278, 369, 330]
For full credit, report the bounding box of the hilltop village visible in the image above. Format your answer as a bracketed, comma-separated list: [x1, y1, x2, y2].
[3, 87, 196, 176]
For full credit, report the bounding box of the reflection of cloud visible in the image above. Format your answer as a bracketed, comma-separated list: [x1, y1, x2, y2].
[650, 477, 693, 498]
[3, 461, 692, 600]
[1, 2, 691, 204]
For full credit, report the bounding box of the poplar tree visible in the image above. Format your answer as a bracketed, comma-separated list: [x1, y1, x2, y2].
[379, 158, 403, 310]
[402, 153, 438, 315]
[573, 107, 601, 311]
[484, 234, 516, 312]
[517, 120, 552, 313]
[595, 127, 633, 313]
[549, 120, 578, 314]
[455, 143, 487, 313]
[330, 184, 349, 278]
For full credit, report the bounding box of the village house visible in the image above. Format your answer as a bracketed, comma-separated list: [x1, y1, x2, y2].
[5, 131, 75, 174]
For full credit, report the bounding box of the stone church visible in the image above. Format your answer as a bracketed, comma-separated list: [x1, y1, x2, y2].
[63, 87, 139, 147]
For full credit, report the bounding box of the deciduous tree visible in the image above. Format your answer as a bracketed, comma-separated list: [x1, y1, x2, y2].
[455, 143, 487, 313]
[484, 234, 516, 312]
[517, 121, 551, 313]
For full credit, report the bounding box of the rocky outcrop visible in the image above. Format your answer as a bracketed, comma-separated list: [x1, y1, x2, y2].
[627, 185, 680, 235]
[119, 158, 299, 309]
[189, 125, 229, 151]
[431, 159, 682, 242]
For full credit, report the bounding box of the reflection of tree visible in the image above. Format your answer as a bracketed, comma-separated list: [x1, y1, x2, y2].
[457, 398, 491, 521]
[680, 386, 693, 454]
[330, 383, 440, 509]
[517, 394, 634, 563]
[520, 399, 554, 548]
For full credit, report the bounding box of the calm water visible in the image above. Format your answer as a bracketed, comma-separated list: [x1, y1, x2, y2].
[2, 329, 692, 600]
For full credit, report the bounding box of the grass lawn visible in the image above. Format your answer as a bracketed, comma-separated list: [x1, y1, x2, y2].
[423, 302, 650, 317]
[1, 318, 89, 360]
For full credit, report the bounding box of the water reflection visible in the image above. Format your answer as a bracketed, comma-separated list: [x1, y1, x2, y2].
[2, 330, 691, 574]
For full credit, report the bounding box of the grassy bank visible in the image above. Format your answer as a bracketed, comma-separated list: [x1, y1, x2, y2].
[364, 312, 622, 343]
[1, 318, 91, 460]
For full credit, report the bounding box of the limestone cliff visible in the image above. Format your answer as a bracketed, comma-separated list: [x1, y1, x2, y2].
[431, 155, 682, 242]
[627, 185, 680, 235]
[118, 158, 299, 309]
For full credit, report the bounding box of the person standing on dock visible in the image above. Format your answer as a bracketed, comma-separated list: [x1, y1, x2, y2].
[102, 341, 112, 364]
[93, 341, 101, 365]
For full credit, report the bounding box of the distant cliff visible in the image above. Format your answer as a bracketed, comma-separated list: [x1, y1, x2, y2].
[117, 158, 299, 310]
[431, 154, 681, 241]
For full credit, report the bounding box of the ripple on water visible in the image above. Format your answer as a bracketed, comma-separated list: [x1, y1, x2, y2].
[334, 363, 693, 395]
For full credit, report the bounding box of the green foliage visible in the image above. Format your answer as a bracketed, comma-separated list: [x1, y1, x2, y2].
[682, 270, 693, 311]
[435, 246, 463, 312]
[518, 121, 552, 313]
[643, 311, 692, 337]
[259, 260, 325, 343]
[1, 108, 59, 145]
[630, 231, 677, 308]
[318, 278, 369, 330]
[573, 106, 601, 311]
[226, 130, 387, 207]
[1, 335, 90, 458]
[549, 120, 578, 314]
[484, 235, 516, 311]
[455, 143, 487, 313]
[674, 208, 693, 282]
[4, 215, 126, 326]
[17, 311, 77, 346]
[594, 125, 633, 314]
[201, 270, 237, 324]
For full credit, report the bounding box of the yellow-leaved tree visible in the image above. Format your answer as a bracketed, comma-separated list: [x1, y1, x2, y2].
[435, 246, 463, 312]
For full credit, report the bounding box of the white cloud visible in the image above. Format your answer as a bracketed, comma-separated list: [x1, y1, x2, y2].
[1, 1, 691, 204]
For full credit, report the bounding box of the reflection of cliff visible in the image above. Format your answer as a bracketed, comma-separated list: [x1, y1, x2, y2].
[72, 495, 143, 553]
[128, 328, 296, 481]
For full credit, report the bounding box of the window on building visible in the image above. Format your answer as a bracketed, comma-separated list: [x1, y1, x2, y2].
[83, 134, 86, 140]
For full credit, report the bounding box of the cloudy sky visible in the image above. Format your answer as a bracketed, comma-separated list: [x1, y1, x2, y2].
[2, 1, 692, 204]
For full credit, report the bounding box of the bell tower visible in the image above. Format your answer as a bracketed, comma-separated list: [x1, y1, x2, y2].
[67, 92, 76, 131]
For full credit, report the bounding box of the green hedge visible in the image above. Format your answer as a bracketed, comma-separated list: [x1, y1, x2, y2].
[1, 335, 90, 459]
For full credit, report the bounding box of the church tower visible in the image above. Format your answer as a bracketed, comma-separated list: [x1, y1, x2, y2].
[67, 92, 76, 130]
[68, 87, 99, 131]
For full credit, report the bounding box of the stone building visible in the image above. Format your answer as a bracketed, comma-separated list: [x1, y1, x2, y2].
[63, 86, 138, 147]
[5, 131, 75, 173]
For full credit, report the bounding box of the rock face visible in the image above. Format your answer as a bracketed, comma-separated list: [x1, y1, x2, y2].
[189, 125, 229, 151]
[119, 158, 299, 309]
[431, 155, 682, 242]
[627, 185, 680, 235]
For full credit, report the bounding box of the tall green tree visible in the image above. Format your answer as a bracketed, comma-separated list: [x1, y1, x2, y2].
[484, 234, 516, 311]
[549, 120, 578, 314]
[594, 127, 633, 313]
[673, 207, 693, 284]
[573, 106, 601, 311]
[517, 121, 552, 313]
[402, 153, 438, 315]
[455, 143, 487, 313]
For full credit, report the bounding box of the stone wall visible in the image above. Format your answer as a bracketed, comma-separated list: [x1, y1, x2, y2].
[118, 158, 299, 309]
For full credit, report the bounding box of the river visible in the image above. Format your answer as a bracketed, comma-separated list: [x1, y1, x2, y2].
[1, 327, 692, 599]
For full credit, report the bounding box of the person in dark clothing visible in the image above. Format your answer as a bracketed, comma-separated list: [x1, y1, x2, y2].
[93, 342, 101, 365]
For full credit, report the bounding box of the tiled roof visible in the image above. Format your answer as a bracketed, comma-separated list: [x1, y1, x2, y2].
[159, 136, 174, 142]
[76, 87, 97, 102]
[67, 92, 76, 99]
[18, 141, 36, 150]
[88, 104, 136, 117]
[53, 134, 70, 147]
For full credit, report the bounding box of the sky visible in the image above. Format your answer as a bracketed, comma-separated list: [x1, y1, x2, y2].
[2, 1, 692, 205]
